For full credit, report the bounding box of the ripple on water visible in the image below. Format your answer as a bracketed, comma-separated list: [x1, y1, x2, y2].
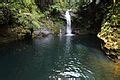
[49, 64, 95, 80]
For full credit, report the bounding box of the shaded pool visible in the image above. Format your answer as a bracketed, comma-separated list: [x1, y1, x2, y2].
[0, 35, 120, 80]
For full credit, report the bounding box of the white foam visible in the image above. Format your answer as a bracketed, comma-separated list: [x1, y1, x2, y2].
[65, 34, 75, 36]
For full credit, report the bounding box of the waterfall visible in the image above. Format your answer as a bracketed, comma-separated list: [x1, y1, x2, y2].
[65, 10, 71, 34]
[65, 10, 74, 36]
[96, 0, 100, 4]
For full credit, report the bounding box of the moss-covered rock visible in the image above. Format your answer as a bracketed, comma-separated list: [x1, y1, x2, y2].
[0, 25, 31, 44]
[98, 2, 120, 60]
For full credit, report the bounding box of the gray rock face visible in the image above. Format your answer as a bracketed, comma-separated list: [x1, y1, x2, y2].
[40, 29, 52, 35]
[33, 30, 41, 35]
[33, 28, 52, 38]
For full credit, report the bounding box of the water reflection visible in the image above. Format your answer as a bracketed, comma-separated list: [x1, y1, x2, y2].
[65, 36, 72, 55]
[49, 36, 95, 80]
[0, 35, 120, 80]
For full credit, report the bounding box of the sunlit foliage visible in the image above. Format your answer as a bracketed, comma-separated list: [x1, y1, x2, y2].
[0, 0, 45, 29]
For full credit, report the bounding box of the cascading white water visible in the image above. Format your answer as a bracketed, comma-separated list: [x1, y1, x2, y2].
[96, 0, 100, 4]
[65, 10, 71, 34]
[65, 10, 74, 36]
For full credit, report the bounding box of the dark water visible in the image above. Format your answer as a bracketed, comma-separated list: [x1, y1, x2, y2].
[0, 35, 120, 80]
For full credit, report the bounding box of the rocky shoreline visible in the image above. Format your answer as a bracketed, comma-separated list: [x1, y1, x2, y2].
[98, 2, 120, 62]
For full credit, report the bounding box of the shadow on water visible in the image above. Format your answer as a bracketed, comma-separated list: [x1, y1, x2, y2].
[0, 35, 120, 80]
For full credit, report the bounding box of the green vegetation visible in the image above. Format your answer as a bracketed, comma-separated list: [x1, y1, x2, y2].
[0, 0, 69, 40]
[0, 2, 44, 28]
[0, 0, 81, 33]
[73, 1, 112, 34]
[0, 0, 120, 60]
[98, 1, 120, 59]
[0, 1, 46, 42]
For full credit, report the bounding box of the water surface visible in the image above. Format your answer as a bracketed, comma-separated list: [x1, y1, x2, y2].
[0, 35, 120, 80]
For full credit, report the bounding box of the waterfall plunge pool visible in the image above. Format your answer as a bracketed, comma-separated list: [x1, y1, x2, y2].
[0, 35, 120, 80]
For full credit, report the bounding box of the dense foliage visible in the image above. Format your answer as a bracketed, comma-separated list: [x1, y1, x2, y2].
[73, 1, 113, 34]
[0, 2, 45, 28]
[0, 0, 119, 60]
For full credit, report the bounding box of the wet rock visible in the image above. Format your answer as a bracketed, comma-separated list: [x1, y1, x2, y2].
[33, 30, 41, 35]
[40, 29, 52, 35]
[0, 26, 31, 44]
[33, 28, 53, 38]
[98, 3, 120, 61]
[118, 56, 120, 60]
